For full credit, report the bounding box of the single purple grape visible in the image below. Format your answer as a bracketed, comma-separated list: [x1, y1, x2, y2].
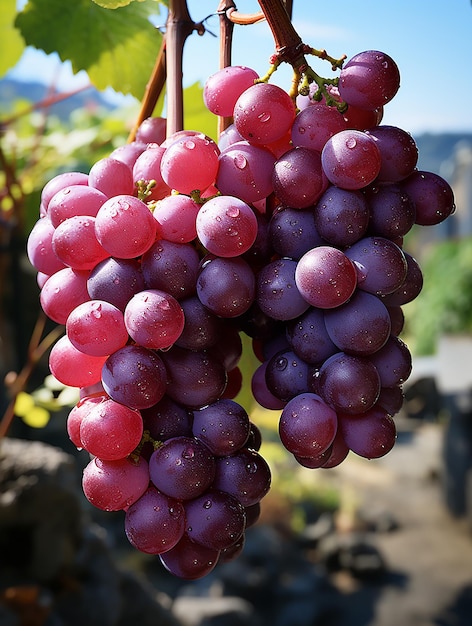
[124, 486, 185, 555]
[149, 436, 216, 500]
[279, 392, 338, 458]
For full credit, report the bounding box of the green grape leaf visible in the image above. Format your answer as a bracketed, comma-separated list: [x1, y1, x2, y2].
[92, 0, 167, 8]
[92, 0, 139, 8]
[15, 0, 164, 99]
[0, 0, 26, 76]
[14, 391, 35, 417]
[22, 406, 51, 428]
[183, 82, 218, 140]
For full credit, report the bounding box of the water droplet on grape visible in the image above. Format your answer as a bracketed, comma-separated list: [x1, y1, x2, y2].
[258, 111, 271, 123]
[346, 137, 357, 149]
[182, 447, 195, 460]
[185, 140, 196, 150]
[234, 154, 247, 170]
[226, 206, 240, 218]
[91, 303, 102, 318]
[246, 461, 258, 474]
[203, 500, 212, 509]
[275, 357, 288, 371]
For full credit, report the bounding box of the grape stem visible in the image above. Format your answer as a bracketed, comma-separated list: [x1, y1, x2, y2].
[165, 0, 197, 136]
[129, 0, 210, 141]
[256, 0, 347, 109]
[129, 430, 163, 464]
[0, 313, 64, 439]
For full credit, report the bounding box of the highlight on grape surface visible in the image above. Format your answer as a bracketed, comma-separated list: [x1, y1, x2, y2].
[27, 40, 455, 580]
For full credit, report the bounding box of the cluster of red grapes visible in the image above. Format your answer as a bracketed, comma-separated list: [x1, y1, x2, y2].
[27, 49, 454, 579]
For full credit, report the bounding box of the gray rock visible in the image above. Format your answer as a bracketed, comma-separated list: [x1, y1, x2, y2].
[317, 532, 386, 579]
[0, 438, 82, 584]
[0, 438, 182, 626]
[172, 595, 261, 626]
[297, 511, 336, 548]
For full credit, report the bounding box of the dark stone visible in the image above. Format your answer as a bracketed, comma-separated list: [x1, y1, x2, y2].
[296, 511, 336, 549]
[0, 438, 82, 585]
[0, 438, 181, 626]
[317, 532, 386, 580]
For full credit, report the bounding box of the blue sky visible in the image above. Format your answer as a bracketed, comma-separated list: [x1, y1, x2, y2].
[8, 1, 472, 135]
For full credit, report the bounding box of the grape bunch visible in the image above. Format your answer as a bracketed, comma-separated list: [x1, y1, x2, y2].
[27, 49, 454, 579]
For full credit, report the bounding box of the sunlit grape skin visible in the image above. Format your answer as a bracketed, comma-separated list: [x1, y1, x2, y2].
[82, 456, 149, 512]
[66, 299, 128, 357]
[49, 335, 107, 388]
[291, 102, 347, 152]
[338, 50, 400, 110]
[79, 398, 143, 461]
[101, 345, 168, 410]
[272, 147, 328, 209]
[124, 289, 185, 350]
[321, 129, 381, 190]
[88, 156, 135, 197]
[295, 246, 357, 309]
[216, 141, 276, 204]
[27, 217, 66, 276]
[195, 195, 258, 258]
[160, 134, 220, 194]
[233, 82, 296, 145]
[95, 194, 158, 259]
[47, 184, 108, 228]
[204, 65, 259, 117]
[40, 267, 90, 325]
[41, 171, 89, 211]
[52, 215, 109, 270]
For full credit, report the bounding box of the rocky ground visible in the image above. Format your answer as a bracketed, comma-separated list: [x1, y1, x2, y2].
[314, 418, 472, 626]
[1, 415, 472, 626]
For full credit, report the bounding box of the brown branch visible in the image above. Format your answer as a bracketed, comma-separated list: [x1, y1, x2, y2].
[216, 1, 236, 136]
[128, 34, 167, 143]
[165, 0, 198, 136]
[257, 0, 305, 67]
[0, 314, 64, 439]
[226, 8, 265, 25]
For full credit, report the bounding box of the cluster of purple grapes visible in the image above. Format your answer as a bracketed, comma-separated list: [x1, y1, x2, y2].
[27, 49, 454, 579]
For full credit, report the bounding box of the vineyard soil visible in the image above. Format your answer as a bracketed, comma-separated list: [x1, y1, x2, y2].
[319, 418, 472, 626]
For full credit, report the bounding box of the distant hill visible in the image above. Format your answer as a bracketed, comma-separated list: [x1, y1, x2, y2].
[2, 78, 472, 181]
[415, 132, 472, 178]
[0, 78, 116, 120]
